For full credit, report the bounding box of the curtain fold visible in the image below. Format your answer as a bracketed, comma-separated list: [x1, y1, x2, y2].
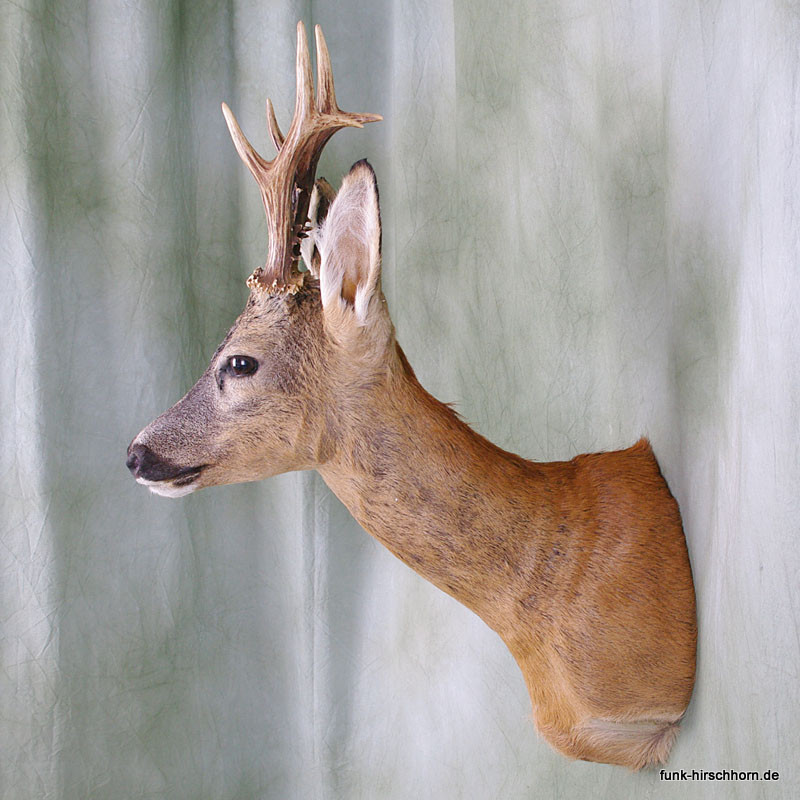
[2, 1, 798, 797]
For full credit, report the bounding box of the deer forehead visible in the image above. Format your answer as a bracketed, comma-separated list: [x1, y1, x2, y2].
[223, 288, 313, 338]
[213, 286, 330, 372]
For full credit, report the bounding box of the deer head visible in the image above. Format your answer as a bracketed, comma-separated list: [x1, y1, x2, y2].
[126, 22, 384, 497]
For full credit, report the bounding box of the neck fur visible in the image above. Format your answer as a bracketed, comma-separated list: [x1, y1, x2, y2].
[317, 344, 564, 637]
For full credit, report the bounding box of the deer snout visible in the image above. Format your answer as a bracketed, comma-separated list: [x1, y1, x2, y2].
[126, 439, 207, 497]
[126, 442, 160, 480]
[126, 441, 201, 480]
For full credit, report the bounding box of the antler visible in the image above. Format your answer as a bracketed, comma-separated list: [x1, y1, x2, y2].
[222, 22, 382, 293]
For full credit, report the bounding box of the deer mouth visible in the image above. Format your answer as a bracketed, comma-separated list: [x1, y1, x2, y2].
[126, 443, 207, 497]
[135, 465, 206, 498]
[170, 465, 206, 487]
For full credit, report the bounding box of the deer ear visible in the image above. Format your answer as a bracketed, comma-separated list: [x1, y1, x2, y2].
[318, 160, 382, 325]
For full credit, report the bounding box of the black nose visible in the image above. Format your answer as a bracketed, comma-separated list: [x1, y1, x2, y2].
[126, 442, 155, 478]
[126, 442, 203, 483]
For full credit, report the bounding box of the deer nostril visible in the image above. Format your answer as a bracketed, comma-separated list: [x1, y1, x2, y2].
[126, 443, 151, 477]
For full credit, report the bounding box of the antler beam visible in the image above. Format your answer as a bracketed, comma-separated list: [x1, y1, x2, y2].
[222, 22, 381, 292]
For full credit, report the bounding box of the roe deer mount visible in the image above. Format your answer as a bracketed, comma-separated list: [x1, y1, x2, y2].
[126, 22, 697, 770]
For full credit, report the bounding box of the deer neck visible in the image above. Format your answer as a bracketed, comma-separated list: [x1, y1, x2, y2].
[317, 344, 560, 633]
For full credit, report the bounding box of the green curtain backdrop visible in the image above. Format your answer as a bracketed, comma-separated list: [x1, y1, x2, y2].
[3, 1, 799, 798]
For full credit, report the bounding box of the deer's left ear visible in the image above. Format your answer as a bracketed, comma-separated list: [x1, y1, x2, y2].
[318, 160, 383, 328]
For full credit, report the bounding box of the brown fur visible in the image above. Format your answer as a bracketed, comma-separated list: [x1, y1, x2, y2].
[128, 117, 696, 770]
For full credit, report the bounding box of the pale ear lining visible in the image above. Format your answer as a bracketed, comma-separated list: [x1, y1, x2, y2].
[318, 160, 382, 326]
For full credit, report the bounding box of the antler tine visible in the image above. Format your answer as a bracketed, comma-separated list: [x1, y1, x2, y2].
[266, 98, 284, 151]
[315, 25, 337, 114]
[293, 20, 315, 124]
[221, 102, 270, 183]
[315, 24, 383, 126]
[225, 21, 381, 293]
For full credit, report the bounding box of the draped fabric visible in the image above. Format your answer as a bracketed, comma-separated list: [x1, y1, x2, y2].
[3, 1, 799, 797]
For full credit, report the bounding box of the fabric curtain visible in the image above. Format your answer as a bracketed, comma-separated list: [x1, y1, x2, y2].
[3, 1, 798, 797]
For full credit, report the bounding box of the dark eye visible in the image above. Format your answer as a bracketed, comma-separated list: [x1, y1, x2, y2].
[227, 355, 259, 377]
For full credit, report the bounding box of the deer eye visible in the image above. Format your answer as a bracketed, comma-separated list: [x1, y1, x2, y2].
[227, 355, 259, 377]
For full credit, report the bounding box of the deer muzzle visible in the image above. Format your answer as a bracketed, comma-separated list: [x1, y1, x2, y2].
[126, 441, 207, 498]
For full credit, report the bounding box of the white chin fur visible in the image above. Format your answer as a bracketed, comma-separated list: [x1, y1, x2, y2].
[136, 476, 198, 498]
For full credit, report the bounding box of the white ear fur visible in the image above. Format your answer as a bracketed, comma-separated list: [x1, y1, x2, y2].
[318, 160, 382, 326]
[300, 178, 336, 278]
[299, 189, 321, 276]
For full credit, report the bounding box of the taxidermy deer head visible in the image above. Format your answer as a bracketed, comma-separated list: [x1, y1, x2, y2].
[127, 22, 696, 770]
